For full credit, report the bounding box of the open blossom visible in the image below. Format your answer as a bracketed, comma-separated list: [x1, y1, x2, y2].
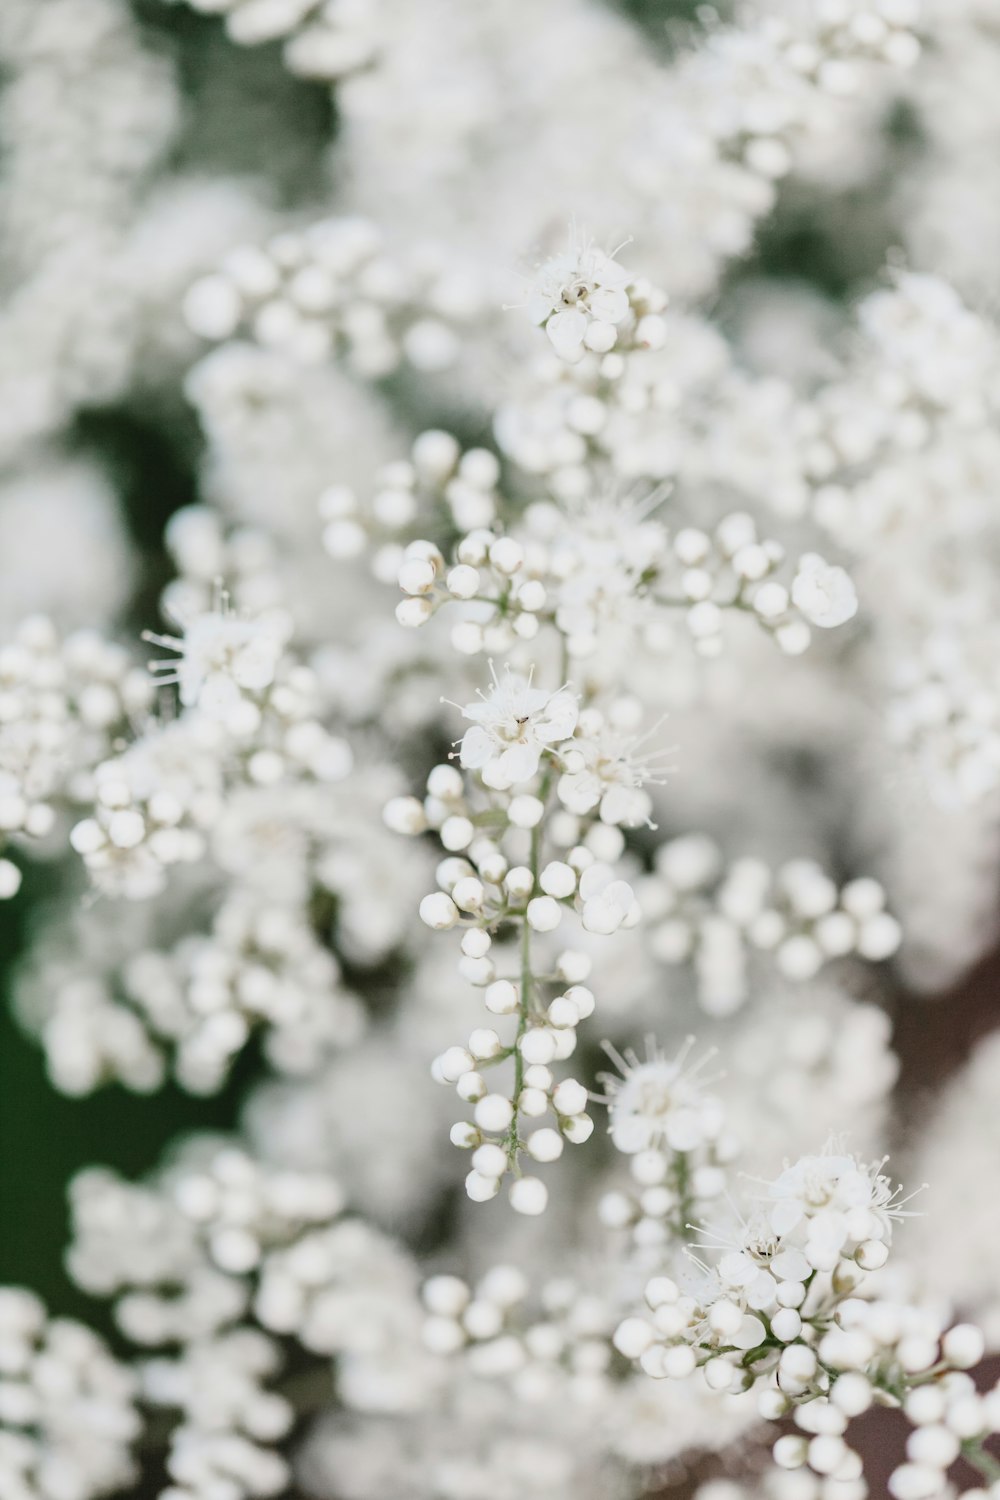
[558, 711, 671, 827]
[764, 1148, 916, 1267]
[698, 1214, 813, 1314]
[145, 605, 293, 717]
[528, 237, 633, 361]
[600, 1038, 723, 1154]
[455, 664, 578, 789]
[790, 555, 858, 629]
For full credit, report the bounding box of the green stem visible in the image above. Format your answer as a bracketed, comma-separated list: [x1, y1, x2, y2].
[962, 1441, 1000, 1485]
[504, 767, 551, 1172]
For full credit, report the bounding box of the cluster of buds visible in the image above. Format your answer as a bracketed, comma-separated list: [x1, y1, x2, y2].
[686, 3, 920, 196]
[0, 616, 151, 898]
[185, 216, 483, 377]
[323, 430, 501, 580]
[652, 514, 858, 658]
[597, 1040, 740, 1260]
[421, 1265, 617, 1403]
[613, 1148, 914, 1379]
[640, 836, 901, 1014]
[70, 610, 352, 900]
[771, 1307, 997, 1500]
[393, 504, 858, 664]
[386, 701, 647, 1211]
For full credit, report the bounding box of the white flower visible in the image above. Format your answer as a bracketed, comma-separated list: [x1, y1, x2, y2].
[145, 602, 292, 716]
[791, 554, 858, 629]
[765, 1147, 914, 1248]
[455, 664, 578, 790]
[695, 1216, 813, 1314]
[599, 1037, 722, 1154]
[557, 713, 671, 827]
[528, 236, 633, 362]
[578, 862, 639, 934]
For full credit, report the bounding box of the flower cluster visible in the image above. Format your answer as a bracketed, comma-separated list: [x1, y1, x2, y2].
[0, 1289, 140, 1500]
[394, 506, 859, 663]
[8, 4, 1000, 1500]
[68, 603, 351, 899]
[639, 837, 902, 1014]
[185, 216, 483, 377]
[67, 1144, 345, 1498]
[385, 645, 705, 1211]
[320, 430, 500, 574]
[164, 0, 380, 81]
[0, 615, 150, 897]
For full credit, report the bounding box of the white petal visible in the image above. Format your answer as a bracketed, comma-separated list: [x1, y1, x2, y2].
[546, 309, 587, 361]
[459, 726, 494, 769]
[590, 287, 629, 323]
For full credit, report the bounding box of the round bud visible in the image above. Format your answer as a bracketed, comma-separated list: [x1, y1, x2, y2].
[644, 1278, 678, 1309]
[461, 929, 491, 958]
[474, 1094, 514, 1133]
[427, 764, 463, 798]
[446, 564, 480, 599]
[451, 876, 485, 911]
[831, 1373, 873, 1418]
[773, 1435, 808, 1470]
[855, 1240, 889, 1271]
[526, 1128, 563, 1163]
[546, 998, 579, 1029]
[613, 1318, 653, 1359]
[468, 1029, 501, 1060]
[383, 796, 427, 835]
[540, 861, 576, 898]
[526, 896, 562, 932]
[704, 1358, 735, 1391]
[396, 597, 433, 628]
[504, 866, 535, 901]
[551, 1079, 588, 1116]
[509, 1176, 548, 1215]
[490, 537, 524, 575]
[419, 892, 459, 930]
[518, 1087, 548, 1117]
[440, 816, 475, 852]
[438, 1046, 474, 1082]
[771, 1308, 802, 1342]
[508, 795, 544, 829]
[517, 580, 546, 612]
[484, 980, 519, 1015]
[465, 1171, 500, 1203]
[662, 1345, 696, 1379]
[519, 1029, 557, 1065]
[471, 1143, 507, 1179]
[423, 1276, 470, 1316]
[398, 558, 436, 595]
[942, 1324, 985, 1370]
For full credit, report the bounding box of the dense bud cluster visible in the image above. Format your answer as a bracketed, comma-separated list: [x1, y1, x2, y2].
[8, 2, 1000, 1499]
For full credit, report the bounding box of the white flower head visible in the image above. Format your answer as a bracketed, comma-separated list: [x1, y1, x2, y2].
[453, 662, 578, 790]
[558, 711, 673, 827]
[765, 1143, 921, 1249]
[527, 230, 634, 362]
[145, 594, 293, 717]
[690, 1213, 812, 1315]
[599, 1036, 723, 1154]
[791, 553, 858, 629]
